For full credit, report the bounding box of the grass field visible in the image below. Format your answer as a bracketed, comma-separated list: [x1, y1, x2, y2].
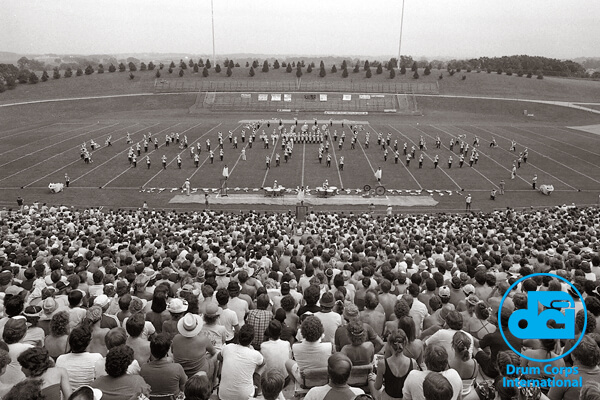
[1, 94, 600, 213]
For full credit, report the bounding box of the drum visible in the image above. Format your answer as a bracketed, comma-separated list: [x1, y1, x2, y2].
[375, 186, 386, 196]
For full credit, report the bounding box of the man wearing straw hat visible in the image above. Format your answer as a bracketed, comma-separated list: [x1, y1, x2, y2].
[172, 313, 217, 378]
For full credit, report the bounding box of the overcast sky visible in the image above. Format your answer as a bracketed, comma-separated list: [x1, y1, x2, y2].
[3, 0, 599, 59]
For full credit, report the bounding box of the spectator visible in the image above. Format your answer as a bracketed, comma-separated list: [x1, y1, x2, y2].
[335, 303, 384, 353]
[286, 315, 333, 384]
[56, 324, 104, 390]
[22, 306, 45, 347]
[260, 320, 292, 382]
[423, 372, 454, 400]
[125, 312, 151, 366]
[44, 311, 70, 360]
[1, 318, 33, 384]
[304, 353, 364, 400]
[162, 298, 188, 339]
[0, 349, 12, 398]
[340, 320, 375, 366]
[94, 328, 141, 378]
[87, 306, 110, 356]
[184, 374, 212, 400]
[360, 291, 386, 337]
[3, 378, 45, 400]
[140, 333, 187, 397]
[373, 329, 416, 400]
[246, 293, 273, 349]
[314, 292, 342, 343]
[145, 288, 169, 333]
[17, 347, 72, 400]
[447, 331, 478, 399]
[172, 313, 217, 378]
[90, 345, 150, 400]
[200, 303, 228, 352]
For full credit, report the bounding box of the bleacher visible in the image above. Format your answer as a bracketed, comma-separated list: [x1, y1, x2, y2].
[199, 92, 420, 114]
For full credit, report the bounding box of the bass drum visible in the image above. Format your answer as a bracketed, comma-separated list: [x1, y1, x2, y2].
[375, 186, 386, 196]
[363, 184, 372, 192]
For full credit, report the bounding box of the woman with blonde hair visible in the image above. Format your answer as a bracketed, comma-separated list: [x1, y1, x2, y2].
[373, 329, 415, 400]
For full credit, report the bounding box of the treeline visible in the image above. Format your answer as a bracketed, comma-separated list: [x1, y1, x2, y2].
[445, 55, 587, 77]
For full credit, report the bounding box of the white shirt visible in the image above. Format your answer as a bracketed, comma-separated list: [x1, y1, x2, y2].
[56, 352, 104, 391]
[260, 339, 292, 378]
[403, 369, 462, 400]
[220, 344, 264, 400]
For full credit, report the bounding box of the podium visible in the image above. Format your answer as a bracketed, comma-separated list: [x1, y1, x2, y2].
[296, 204, 308, 219]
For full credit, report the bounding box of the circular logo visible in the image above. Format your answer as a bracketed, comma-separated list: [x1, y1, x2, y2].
[498, 272, 587, 363]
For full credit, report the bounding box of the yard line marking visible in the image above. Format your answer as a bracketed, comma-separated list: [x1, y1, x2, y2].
[554, 126, 600, 141]
[69, 123, 164, 184]
[456, 125, 579, 189]
[0, 122, 122, 169]
[22, 123, 154, 188]
[468, 125, 600, 186]
[384, 125, 445, 190]
[301, 143, 306, 187]
[327, 127, 344, 189]
[0, 123, 99, 157]
[215, 124, 245, 177]
[0, 122, 131, 183]
[260, 134, 280, 189]
[430, 124, 536, 187]
[0, 122, 61, 141]
[138, 123, 221, 189]
[507, 126, 600, 160]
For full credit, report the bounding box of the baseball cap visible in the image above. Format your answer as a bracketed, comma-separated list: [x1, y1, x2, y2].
[438, 286, 451, 298]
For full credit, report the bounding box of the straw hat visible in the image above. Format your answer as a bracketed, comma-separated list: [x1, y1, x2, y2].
[177, 313, 203, 337]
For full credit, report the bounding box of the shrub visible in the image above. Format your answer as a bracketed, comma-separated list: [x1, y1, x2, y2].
[168, 67, 173, 74]
[412, 62, 418, 72]
[5, 76, 16, 89]
[389, 68, 396, 79]
[148, 61, 155, 70]
[228, 60, 234, 68]
[128, 62, 137, 72]
[376, 64, 383, 74]
[462, 75, 466, 80]
[506, 69, 513, 76]
[251, 60, 258, 69]
[286, 64, 292, 73]
[353, 64, 360, 73]
[400, 66, 406, 75]
[497, 68, 503, 74]
[29, 71, 39, 84]
[140, 62, 147, 71]
[366, 68, 372, 78]
[537, 73, 544, 80]
[155, 70, 161, 78]
[41, 70, 49, 82]
[108, 64, 116, 73]
[97, 64, 104, 74]
[517, 70, 524, 77]
[159, 63, 164, 70]
[53, 67, 60, 79]
[245, 61, 250, 67]
[319, 67, 326, 78]
[188, 59, 194, 68]
[273, 60, 280, 69]
[466, 68, 472, 72]
[341, 60, 347, 70]
[76, 68, 83, 76]
[364, 60, 370, 71]
[64, 68, 73, 78]
[456, 68, 461, 73]
[331, 65, 337, 73]
[215, 64, 221, 73]
[198, 59, 204, 67]
[227, 66, 232, 77]
[85, 65, 94, 75]
[296, 68, 302, 78]
[487, 68, 492, 74]
[424, 66, 431, 76]
[249, 67, 255, 77]
[262, 60, 269, 73]
[170, 61, 176, 69]
[179, 60, 186, 70]
[439, 74, 443, 80]
[342, 68, 349, 78]
[129, 72, 135, 80]
[193, 63, 199, 73]
[527, 72, 533, 78]
[235, 63, 240, 67]
[307, 65, 313, 73]
[449, 70, 455, 76]
[206, 59, 211, 69]
[179, 69, 184, 77]
[0, 81, 5, 93]
[413, 71, 419, 79]
[202, 67, 209, 77]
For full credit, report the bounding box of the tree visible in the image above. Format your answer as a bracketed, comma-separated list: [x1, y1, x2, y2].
[353, 63, 360, 73]
[245, 61, 250, 67]
[0, 81, 5, 93]
[17, 56, 29, 70]
[319, 66, 326, 78]
[262, 60, 269, 73]
[296, 67, 302, 78]
[97, 64, 104, 74]
[366, 68, 372, 78]
[202, 67, 209, 77]
[390, 68, 396, 79]
[506, 69, 513, 76]
[400, 66, 406, 75]
[118, 62, 125, 72]
[235, 62, 240, 67]
[273, 59, 280, 69]
[342, 68, 348, 78]
[27, 71, 38, 84]
[180, 60, 187, 70]
[5, 76, 16, 89]
[413, 70, 419, 79]
[527, 72, 533, 78]
[206, 60, 213, 69]
[148, 61, 155, 70]
[320, 60, 325, 70]
[291, 61, 296, 67]
[424, 65, 431, 76]
[341, 60, 347, 70]
[537, 73, 544, 80]
[331, 65, 337, 73]
[41, 70, 49, 82]
[215, 64, 221, 73]
[286, 64, 292, 73]
[364, 60, 370, 71]
[140, 62, 147, 71]
[249, 67, 255, 77]
[159, 63, 164, 70]
[229, 60, 234, 68]
[307, 64, 313, 73]
[84, 65, 94, 75]
[411, 62, 418, 72]
[281, 61, 287, 68]
[517, 70, 524, 77]
[64, 68, 73, 78]
[193, 63, 199, 73]
[179, 69, 184, 77]
[188, 59, 194, 68]
[128, 62, 137, 72]
[376, 64, 383, 74]
[53, 67, 61, 79]
[497, 68, 503, 74]
[129, 72, 135, 80]
[170, 61, 176, 69]
[198, 59, 204, 68]
[227, 66, 232, 77]
[252, 60, 258, 69]
[168, 67, 173, 74]
[108, 64, 116, 73]
[155, 70, 161, 78]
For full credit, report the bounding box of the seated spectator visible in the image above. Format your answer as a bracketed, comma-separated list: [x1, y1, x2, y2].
[447, 331, 478, 399]
[464, 301, 496, 340]
[246, 293, 273, 350]
[22, 306, 45, 347]
[260, 320, 292, 382]
[286, 315, 333, 384]
[3, 378, 45, 400]
[315, 292, 342, 343]
[200, 303, 228, 351]
[90, 345, 150, 400]
[335, 303, 384, 353]
[56, 324, 104, 390]
[140, 333, 187, 397]
[184, 373, 212, 400]
[44, 311, 70, 360]
[373, 329, 416, 400]
[0, 349, 13, 398]
[173, 313, 217, 378]
[304, 353, 364, 400]
[215, 288, 240, 343]
[87, 306, 110, 356]
[145, 287, 169, 333]
[18, 347, 72, 400]
[252, 370, 286, 400]
[1, 318, 33, 384]
[340, 320, 375, 366]
[125, 312, 151, 366]
[423, 372, 454, 400]
[94, 328, 141, 377]
[162, 298, 188, 339]
[67, 385, 103, 400]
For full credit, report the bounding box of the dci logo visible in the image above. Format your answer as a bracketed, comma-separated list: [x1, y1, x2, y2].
[498, 272, 587, 363]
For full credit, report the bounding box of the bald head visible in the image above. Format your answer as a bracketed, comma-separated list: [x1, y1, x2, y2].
[328, 353, 353, 385]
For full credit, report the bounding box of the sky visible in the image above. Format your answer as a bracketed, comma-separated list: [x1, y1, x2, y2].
[3, 0, 599, 60]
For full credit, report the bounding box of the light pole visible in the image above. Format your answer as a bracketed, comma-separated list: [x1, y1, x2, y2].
[211, 0, 216, 64]
[397, 0, 405, 69]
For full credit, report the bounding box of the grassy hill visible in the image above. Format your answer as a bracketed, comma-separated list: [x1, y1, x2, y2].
[1, 64, 599, 105]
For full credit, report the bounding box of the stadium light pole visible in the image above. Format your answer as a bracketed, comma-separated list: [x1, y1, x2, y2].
[211, 0, 216, 64]
[397, 0, 405, 69]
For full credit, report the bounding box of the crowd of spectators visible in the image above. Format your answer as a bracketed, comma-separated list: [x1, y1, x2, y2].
[0, 202, 599, 400]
